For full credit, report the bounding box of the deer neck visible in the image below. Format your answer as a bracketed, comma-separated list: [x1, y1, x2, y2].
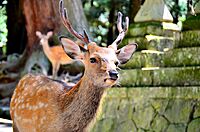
[41, 41, 52, 59]
[62, 75, 105, 131]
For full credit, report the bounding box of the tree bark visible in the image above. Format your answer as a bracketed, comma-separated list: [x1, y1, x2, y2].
[63, 0, 91, 38]
[107, 0, 116, 45]
[6, 0, 26, 55]
[129, 0, 141, 23]
[5, 0, 90, 73]
[2, 0, 90, 98]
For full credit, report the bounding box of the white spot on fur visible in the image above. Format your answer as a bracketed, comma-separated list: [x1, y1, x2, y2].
[21, 104, 25, 109]
[18, 106, 21, 109]
[29, 106, 33, 110]
[33, 106, 38, 110]
[38, 102, 45, 108]
[14, 99, 18, 103]
[26, 103, 30, 108]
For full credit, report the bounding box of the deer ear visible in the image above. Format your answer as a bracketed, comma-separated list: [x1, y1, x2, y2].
[60, 37, 83, 60]
[117, 43, 137, 64]
[47, 31, 53, 38]
[36, 31, 42, 38]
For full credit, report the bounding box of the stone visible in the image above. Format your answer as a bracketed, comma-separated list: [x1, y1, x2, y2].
[151, 115, 169, 131]
[194, 101, 200, 118]
[187, 118, 200, 132]
[132, 102, 155, 129]
[120, 47, 200, 69]
[121, 37, 148, 50]
[115, 120, 137, 132]
[146, 35, 175, 51]
[88, 87, 200, 131]
[164, 99, 191, 123]
[153, 67, 200, 86]
[166, 124, 186, 132]
[116, 99, 132, 122]
[134, 0, 173, 22]
[119, 69, 152, 87]
[122, 35, 175, 52]
[194, 1, 200, 14]
[120, 51, 145, 69]
[178, 31, 200, 47]
[119, 67, 200, 87]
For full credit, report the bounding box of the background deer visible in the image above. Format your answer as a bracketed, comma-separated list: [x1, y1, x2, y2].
[10, 0, 137, 131]
[36, 31, 73, 79]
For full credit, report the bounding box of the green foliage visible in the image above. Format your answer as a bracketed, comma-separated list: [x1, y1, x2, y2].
[164, 0, 187, 22]
[83, 0, 129, 45]
[0, 0, 7, 55]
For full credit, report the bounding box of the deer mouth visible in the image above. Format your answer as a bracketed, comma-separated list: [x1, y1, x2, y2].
[104, 78, 118, 83]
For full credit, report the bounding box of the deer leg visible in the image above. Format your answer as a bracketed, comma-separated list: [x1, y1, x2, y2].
[52, 63, 60, 79]
[13, 123, 19, 132]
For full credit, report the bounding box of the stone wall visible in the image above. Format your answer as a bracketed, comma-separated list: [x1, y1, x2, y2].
[88, 23, 200, 132]
[89, 88, 200, 132]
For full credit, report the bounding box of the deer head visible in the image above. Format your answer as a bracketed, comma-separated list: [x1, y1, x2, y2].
[36, 31, 53, 45]
[59, 0, 137, 88]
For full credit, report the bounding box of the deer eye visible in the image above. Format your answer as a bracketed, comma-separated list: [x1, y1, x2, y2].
[90, 58, 97, 63]
[115, 61, 119, 66]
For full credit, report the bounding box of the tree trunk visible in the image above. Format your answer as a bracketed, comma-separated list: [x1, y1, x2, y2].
[107, 0, 116, 45]
[129, 0, 141, 23]
[2, 0, 90, 98]
[5, 0, 90, 72]
[174, 0, 179, 23]
[63, 0, 91, 38]
[6, 0, 26, 55]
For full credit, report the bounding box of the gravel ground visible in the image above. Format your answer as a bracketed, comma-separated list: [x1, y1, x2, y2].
[0, 124, 12, 132]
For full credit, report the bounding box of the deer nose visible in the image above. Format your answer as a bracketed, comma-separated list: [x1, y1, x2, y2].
[109, 70, 119, 80]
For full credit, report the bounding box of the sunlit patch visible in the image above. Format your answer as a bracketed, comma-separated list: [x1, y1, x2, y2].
[141, 50, 164, 54]
[142, 67, 160, 70]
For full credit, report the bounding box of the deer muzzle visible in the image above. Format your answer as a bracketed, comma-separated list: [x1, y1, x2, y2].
[108, 70, 119, 80]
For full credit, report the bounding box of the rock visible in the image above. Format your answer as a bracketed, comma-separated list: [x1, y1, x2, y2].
[178, 31, 200, 47]
[134, 0, 173, 22]
[119, 67, 200, 87]
[188, 118, 200, 132]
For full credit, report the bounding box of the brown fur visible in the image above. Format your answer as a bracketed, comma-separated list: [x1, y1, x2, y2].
[10, 40, 136, 132]
[10, 73, 104, 132]
[36, 31, 73, 79]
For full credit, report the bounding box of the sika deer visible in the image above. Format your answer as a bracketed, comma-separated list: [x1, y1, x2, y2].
[10, 0, 137, 131]
[36, 31, 73, 79]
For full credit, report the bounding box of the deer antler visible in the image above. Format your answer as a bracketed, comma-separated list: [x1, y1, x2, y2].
[59, 0, 90, 44]
[108, 12, 129, 51]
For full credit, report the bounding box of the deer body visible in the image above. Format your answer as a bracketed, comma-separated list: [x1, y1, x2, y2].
[10, 73, 104, 132]
[36, 31, 73, 79]
[10, 1, 137, 131]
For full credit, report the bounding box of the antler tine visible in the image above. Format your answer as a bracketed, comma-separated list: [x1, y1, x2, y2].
[59, 0, 90, 44]
[109, 12, 129, 51]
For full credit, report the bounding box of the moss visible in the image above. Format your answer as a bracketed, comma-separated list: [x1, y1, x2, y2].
[164, 99, 192, 123]
[153, 67, 200, 86]
[115, 120, 137, 132]
[132, 102, 155, 129]
[119, 37, 148, 50]
[187, 118, 200, 132]
[129, 22, 162, 29]
[119, 67, 200, 87]
[166, 124, 186, 132]
[178, 31, 200, 48]
[89, 87, 200, 131]
[120, 51, 145, 69]
[151, 115, 169, 131]
[119, 69, 152, 87]
[121, 47, 200, 69]
[183, 15, 200, 31]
